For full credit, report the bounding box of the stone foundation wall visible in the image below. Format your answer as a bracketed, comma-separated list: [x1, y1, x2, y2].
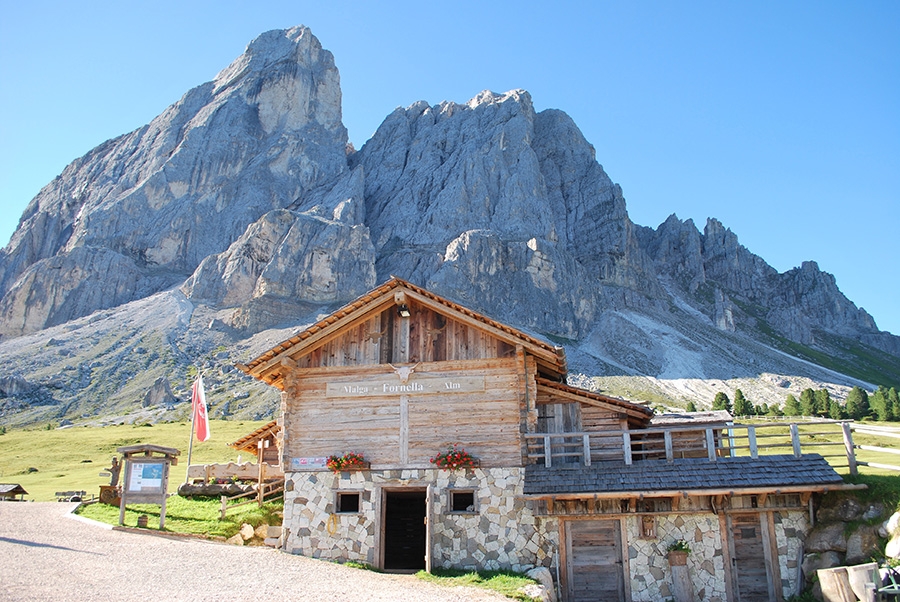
[282, 467, 557, 572]
[627, 514, 728, 602]
[774, 510, 810, 599]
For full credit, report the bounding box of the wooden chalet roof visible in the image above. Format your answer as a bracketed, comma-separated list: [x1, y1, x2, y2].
[523, 454, 858, 500]
[230, 420, 280, 454]
[536, 377, 654, 427]
[0, 483, 28, 497]
[238, 276, 568, 388]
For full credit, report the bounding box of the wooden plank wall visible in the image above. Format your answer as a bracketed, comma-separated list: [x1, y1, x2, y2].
[282, 358, 524, 467]
[293, 302, 517, 369]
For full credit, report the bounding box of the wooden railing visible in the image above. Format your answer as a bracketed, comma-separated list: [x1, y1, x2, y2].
[525, 420, 900, 475]
[220, 479, 285, 520]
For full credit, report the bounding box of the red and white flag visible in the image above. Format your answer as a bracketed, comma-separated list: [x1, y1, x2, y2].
[191, 375, 210, 442]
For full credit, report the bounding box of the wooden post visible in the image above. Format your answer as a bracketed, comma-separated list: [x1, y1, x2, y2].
[706, 428, 717, 462]
[664, 430, 674, 462]
[748, 426, 758, 459]
[582, 434, 591, 467]
[841, 422, 858, 475]
[544, 435, 552, 468]
[790, 424, 802, 457]
[623, 432, 632, 465]
[220, 495, 228, 520]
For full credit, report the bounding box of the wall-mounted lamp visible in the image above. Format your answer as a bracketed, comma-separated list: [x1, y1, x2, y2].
[398, 304, 411, 318]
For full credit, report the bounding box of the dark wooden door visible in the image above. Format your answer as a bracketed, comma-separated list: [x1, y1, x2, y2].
[731, 514, 773, 602]
[565, 519, 625, 602]
[383, 490, 427, 571]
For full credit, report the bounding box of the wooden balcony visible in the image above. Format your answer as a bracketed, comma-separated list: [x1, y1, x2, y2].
[525, 420, 900, 475]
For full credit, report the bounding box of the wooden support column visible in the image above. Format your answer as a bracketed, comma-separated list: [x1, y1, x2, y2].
[706, 428, 717, 462]
[664, 430, 674, 462]
[790, 424, 802, 457]
[841, 422, 858, 475]
[748, 426, 758, 459]
[623, 431, 633, 465]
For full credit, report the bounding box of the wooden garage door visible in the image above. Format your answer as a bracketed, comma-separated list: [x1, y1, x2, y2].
[565, 519, 625, 602]
[731, 514, 774, 602]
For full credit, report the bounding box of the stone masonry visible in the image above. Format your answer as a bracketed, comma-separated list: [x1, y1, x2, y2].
[282, 467, 558, 573]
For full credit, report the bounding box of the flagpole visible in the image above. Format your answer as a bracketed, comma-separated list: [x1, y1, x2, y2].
[185, 369, 198, 484]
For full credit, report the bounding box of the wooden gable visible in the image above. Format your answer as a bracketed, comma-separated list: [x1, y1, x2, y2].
[238, 277, 567, 389]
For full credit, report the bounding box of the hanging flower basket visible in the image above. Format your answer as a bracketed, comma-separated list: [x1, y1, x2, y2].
[430, 444, 479, 471]
[326, 452, 369, 472]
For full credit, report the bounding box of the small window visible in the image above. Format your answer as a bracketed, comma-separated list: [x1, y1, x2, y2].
[449, 490, 476, 513]
[640, 516, 657, 539]
[336, 492, 360, 513]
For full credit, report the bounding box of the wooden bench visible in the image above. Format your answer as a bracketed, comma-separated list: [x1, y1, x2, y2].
[55, 490, 87, 502]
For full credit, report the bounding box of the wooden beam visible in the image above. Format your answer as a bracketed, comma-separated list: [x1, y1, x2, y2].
[536, 382, 652, 420]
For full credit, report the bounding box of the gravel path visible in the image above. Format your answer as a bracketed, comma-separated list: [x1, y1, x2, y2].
[0, 503, 510, 602]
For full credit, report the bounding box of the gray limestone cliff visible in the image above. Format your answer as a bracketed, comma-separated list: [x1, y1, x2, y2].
[0, 26, 348, 336]
[0, 26, 897, 426]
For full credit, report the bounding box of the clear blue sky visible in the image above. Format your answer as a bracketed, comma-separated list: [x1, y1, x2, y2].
[1, 1, 898, 335]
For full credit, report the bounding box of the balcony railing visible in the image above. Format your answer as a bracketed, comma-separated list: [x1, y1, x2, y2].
[524, 420, 900, 475]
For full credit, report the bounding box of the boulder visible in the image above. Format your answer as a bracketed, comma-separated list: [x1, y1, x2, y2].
[226, 533, 244, 546]
[802, 551, 844, 584]
[525, 567, 556, 602]
[817, 497, 863, 523]
[805, 523, 848, 553]
[240, 523, 255, 540]
[845, 525, 880, 565]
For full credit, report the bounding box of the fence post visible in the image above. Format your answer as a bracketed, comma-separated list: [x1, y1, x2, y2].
[623, 432, 633, 465]
[706, 428, 717, 462]
[582, 434, 592, 467]
[664, 431, 674, 463]
[220, 495, 228, 520]
[841, 422, 858, 476]
[790, 424, 802, 457]
[543, 435, 552, 468]
[748, 426, 758, 459]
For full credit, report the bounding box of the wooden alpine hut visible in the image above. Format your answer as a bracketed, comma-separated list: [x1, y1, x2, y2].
[239, 277, 858, 601]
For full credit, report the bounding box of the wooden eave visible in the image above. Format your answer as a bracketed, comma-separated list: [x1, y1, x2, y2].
[520, 482, 867, 502]
[238, 277, 568, 388]
[536, 377, 654, 427]
[230, 420, 280, 454]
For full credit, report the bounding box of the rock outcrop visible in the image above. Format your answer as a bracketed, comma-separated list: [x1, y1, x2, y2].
[0, 26, 348, 337]
[0, 26, 898, 426]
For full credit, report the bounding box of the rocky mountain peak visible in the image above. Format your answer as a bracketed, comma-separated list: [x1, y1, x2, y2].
[0, 27, 348, 338]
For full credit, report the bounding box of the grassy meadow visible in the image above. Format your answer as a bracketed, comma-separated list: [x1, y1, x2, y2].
[0, 420, 268, 501]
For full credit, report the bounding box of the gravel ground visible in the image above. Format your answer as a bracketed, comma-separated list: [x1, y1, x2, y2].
[0, 503, 510, 602]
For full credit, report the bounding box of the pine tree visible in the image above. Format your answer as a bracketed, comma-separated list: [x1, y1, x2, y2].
[733, 389, 752, 416]
[815, 389, 832, 416]
[844, 386, 870, 420]
[871, 386, 890, 422]
[828, 398, 845, 420]
[757, 403, 770, 416]
[784, 394, 801, 416]
[799, 388, 817, 416]
[889, 388, 900, 422]
[685, 401, 697, 413]
[766, 404, 783, 417]
[713, 392, 732, 413]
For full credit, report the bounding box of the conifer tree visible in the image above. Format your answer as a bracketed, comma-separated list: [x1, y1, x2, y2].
[871, 386, 890, 422]
[784, 394, 801, 416]
[685, 401, 697, 413]
[815, 389, 832, 416]
[844, 386, 870, 420]
[828, 398, 845, 420]
[889, 388, 900, 422]
[800, 388, 817, 416]
[713, 392, 732, 413]
[733, 389, 752, 416]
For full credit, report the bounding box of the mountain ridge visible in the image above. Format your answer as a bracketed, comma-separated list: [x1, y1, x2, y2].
[0, 26, 897, 427]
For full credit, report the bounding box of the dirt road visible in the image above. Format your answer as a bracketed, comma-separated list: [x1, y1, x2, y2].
[0, 503, 508, 602]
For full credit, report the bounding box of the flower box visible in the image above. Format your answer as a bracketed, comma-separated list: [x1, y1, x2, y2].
[326, 453, 369, 473]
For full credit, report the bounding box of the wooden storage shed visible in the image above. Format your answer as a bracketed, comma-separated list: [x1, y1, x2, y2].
[239, 277, 857, 602]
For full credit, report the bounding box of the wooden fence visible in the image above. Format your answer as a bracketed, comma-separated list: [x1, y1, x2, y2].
[524, 420, 900, 475]
[220, 479, 285, 520]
